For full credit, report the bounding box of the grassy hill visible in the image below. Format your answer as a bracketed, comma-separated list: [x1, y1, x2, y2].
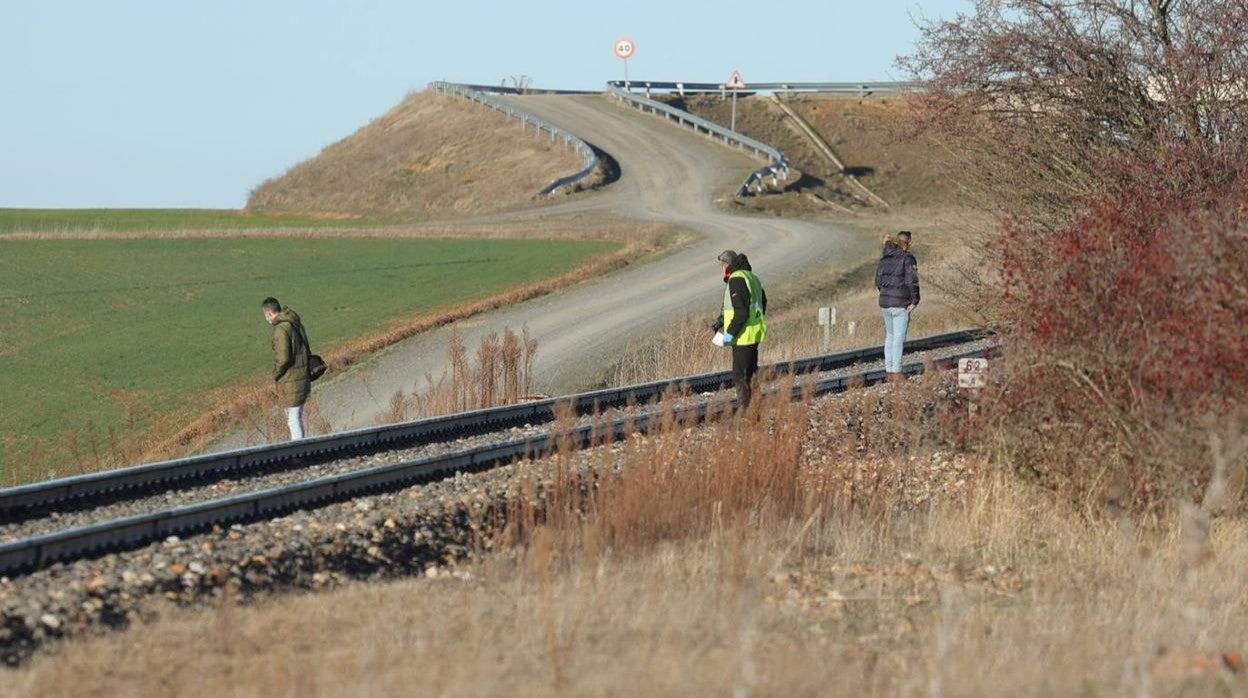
[783, 94, 960, 208]
[247, 92, 584, 218]
[662, 93, 962, 210]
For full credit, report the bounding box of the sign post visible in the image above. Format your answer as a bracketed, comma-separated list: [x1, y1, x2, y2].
[724, 69, 746, 131]
[816, 306, 837, 352]
[958, 358, 989, 418]
[614, 37, 635, 90]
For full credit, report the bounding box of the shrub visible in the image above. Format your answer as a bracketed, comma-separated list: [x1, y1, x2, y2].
[982, 149, 1248, 508]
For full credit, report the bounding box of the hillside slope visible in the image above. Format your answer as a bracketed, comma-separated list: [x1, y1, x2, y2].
[664, 93, 961, 210]
[247, 92, 584, 218]
[282, 94, 874, 431]
[784, 94, 958, 207]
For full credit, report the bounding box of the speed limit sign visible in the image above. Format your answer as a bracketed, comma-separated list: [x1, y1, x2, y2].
[613, 37, 635, 60]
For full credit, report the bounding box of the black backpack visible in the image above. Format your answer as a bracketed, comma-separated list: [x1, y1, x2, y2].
[298, 324, 328, 381]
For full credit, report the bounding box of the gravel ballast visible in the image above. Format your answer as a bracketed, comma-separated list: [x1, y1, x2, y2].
[1, 340, 989, 545]
[0, 346, 990, 666]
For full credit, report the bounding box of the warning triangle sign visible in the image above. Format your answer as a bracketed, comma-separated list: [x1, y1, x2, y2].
[725, 70, 746, 90]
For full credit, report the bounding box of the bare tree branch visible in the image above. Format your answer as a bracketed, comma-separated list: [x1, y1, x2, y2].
[899, 0, 1248, 220]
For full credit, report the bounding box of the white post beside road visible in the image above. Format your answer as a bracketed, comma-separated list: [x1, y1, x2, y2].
[725, 70, 746, 132]
[817, 306, 836, 352]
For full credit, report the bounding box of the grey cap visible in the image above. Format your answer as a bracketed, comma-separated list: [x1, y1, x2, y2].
[717, 249, 738, 264]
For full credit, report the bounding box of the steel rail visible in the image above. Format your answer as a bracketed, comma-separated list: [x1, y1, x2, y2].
[0, 340, 996, 578]
[0, 330, 985, 523]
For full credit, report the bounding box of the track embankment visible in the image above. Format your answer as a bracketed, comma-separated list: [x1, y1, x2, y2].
[0, 333, 993, 666]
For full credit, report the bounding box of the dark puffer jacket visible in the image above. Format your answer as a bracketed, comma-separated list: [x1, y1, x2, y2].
[714, 254, 768, 336]
[875, 243, 920, 309]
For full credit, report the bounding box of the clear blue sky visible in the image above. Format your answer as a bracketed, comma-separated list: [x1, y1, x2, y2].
[0, 0, 970, 208]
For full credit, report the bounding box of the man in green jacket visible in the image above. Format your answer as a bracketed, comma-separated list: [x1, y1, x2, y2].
[262, 297, 311, 440]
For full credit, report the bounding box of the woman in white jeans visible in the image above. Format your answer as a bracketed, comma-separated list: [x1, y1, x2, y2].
[874, 231, 920, 383]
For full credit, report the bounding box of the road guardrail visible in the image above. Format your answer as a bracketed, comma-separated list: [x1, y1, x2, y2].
[430, 81, 600, 196]
[605, 84, 790, 198]
[607, 80, 922, 97]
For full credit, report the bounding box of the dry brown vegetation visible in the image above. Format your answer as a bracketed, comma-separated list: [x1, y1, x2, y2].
[224, 327, 540, 446]
[247, 92, 584, 218]
[903, 0, 1248, 509]
[782, 94, 962, 209]
[902, 0, 1248, 223]
[662, 93, 866, 211]
[13, 380, 1248, 695]
[380, 327, 540, 426]
[19, 5, 1248, 688]
[612, 206, 986, 386]
[668, 92, 964, 215]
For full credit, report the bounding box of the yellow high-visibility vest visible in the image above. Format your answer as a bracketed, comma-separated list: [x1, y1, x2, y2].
[722, 270, 767, 345]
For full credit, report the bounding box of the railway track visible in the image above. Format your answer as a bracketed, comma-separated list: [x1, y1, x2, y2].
[0, 330, 992, 579]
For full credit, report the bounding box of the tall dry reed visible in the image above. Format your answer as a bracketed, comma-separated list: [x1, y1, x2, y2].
[17, 378, 1248, 696]
[384, 327, 541, 423]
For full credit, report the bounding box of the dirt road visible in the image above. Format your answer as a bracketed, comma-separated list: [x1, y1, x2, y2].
[225, 95, 873, 445]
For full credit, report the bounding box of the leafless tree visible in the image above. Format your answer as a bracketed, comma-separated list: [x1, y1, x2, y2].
[901, 0, 1248, 222]
[506, 74, 533, 94]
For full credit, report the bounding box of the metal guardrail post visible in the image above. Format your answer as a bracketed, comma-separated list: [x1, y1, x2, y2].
[428, 81, 600, 197]
[606, 79, 923, 94]
[604, 84, 790, 199]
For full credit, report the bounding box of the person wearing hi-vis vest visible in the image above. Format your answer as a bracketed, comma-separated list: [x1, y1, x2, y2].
[711, 250, 768, 409]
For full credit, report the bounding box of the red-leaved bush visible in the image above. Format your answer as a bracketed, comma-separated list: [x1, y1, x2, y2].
[984, 149, 1248, 508]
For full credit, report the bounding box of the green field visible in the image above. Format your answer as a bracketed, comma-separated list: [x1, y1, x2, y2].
[0, 236, 616, 467]
[0, 208, 389, 234]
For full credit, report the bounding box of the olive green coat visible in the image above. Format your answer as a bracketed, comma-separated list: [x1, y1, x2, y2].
[271, 308, 311, 408]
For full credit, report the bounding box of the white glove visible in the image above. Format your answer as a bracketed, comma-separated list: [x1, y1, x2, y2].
[711, 331, 727, 347]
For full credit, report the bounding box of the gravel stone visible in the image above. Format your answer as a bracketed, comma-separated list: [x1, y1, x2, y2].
[0, 342, 991, 666]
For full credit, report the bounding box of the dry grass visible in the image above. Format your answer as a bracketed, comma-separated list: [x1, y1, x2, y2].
[770, 205, 994, 334]
[247, 91, 584, 218]
[670, 93, 966, 216]
[611, 207, 988, 386]
[782, 94, 967, 209]
[382, 327, 541, 424]
[14, 382, 1248, 696]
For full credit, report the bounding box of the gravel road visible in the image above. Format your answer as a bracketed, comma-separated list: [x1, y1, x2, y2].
[218, 95, 872, 449]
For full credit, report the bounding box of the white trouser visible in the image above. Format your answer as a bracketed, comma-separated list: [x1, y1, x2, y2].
[881, 307, 910, 373]
[285, 405, 305, 440]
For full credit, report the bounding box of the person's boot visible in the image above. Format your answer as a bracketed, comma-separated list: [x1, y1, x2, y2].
[737, 383, 752, 413]
[888, 372, 905, 385]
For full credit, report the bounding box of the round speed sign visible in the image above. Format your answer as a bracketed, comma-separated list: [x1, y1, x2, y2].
[613, 37, 635, 60]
